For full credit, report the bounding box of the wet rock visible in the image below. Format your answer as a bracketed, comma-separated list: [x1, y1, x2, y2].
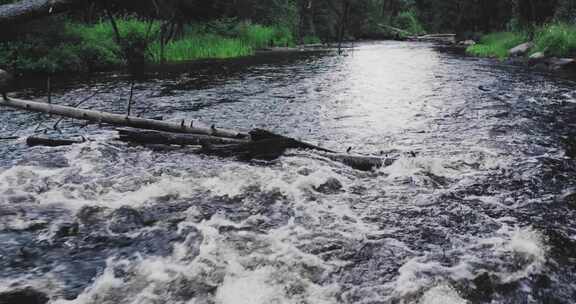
[549, 57, 575, 71]
[564, 192, 576, 208]
[543, 228, 576, 262]
[2, 194, 37, 204]
[508, 42, 533, 57]
[528, 52, 546, 64]
[314, 178, 343, 194]
[0, 287, 48, 304]
[76, 205, 107, 226]
[54, 222, 79, 238]
[459, 40, 476, 46]
[107, 206, 144, 233]
[297, 167, 313, 176]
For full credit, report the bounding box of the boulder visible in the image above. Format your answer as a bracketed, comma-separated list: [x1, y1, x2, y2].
[508, 42, 533, 57]
[314, 178, 343, 194]
[528, 52, 546, 64]
[0, 288, 48, 304]
[459, 40, 476, 46]
[549, 57, 576, 70]
[107, 206, 145, 233]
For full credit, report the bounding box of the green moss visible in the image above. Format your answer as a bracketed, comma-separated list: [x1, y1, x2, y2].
[532, 23, 576, 57]
[466, 32, 528, 60]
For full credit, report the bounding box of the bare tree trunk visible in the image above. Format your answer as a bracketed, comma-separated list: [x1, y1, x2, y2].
[0, 0, 89, 26]
[0, 97, 249, 139]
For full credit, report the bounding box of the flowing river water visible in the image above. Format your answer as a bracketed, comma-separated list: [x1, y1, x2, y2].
[1, 41, 576, 304]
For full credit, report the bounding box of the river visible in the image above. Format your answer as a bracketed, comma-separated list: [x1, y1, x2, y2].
[1, 41, 576, 304]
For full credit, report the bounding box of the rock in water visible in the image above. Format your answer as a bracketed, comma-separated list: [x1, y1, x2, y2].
[0, 287, 49, 304]
[0, 68, 13, 100]
[107, 206, 145, 233]
[314, 178, 344, 194]
[508, 42, 533, 57]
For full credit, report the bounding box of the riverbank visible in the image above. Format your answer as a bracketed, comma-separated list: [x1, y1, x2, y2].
[0, 17, 306, 75]
[465, 23, 576, 72]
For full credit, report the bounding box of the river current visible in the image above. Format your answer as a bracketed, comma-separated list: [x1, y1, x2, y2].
[1, 41, 576, 303]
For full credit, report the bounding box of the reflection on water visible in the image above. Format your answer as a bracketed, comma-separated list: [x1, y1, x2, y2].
[1, 41, 576, 304]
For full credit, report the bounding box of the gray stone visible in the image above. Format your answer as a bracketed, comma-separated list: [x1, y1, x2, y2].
[107, 206, 145, 233]
[314, 178, 343, 194]
[527, 51, 545, 63]
[508, 42, 533, 57]
[549, 57, 575, 70]
[0, 288, 48, 304]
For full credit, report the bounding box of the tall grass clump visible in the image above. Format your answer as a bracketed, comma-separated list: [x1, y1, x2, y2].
[238, 23, 275, 49]
[148, 35, 252, 62]
[237, 22, 295, 48]
[466, 32, 528, 60]
[532, 23, 576, 57]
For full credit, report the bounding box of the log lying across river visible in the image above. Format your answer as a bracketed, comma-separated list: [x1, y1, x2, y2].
[1, 97, 395, 171]
[0, 97, 248, 139]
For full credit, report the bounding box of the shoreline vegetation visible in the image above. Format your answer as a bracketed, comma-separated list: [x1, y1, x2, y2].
[0, 0, 574, 76]
[466, 23, 576, 64]
[0, 17, 303, 74]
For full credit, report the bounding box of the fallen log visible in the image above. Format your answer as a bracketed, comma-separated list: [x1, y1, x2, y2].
[0, 0, 89, 26]
[117, 128, 392, 170]
[117, 128, 249, 146]
[0, 97, 248, 139]
[26, 136, 84, 147]
[4, 97, 392, 171]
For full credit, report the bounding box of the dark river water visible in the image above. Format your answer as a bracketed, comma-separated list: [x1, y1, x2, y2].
[1, 41, 576, 304]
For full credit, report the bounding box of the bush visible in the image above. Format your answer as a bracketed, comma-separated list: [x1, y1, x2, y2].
[237, 22, 275, 49]
[302, 35, 322, 45]
[466, 32, 528, 60]
[67, 17, 160, 68]
[394, 10, 426, 35]
[532, 23, 576, 57]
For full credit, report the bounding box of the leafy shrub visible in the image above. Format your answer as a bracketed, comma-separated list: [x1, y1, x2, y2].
[532, 23, 576, 57]
[466, 32, 528, 60]
[237, 22, 275, 49]
[394, 10, 426, 35]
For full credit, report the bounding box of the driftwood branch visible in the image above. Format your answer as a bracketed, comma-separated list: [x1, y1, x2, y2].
[26, 136, 84, 147]
[0, 97, 248, 139]
[0, 0, 89, 26]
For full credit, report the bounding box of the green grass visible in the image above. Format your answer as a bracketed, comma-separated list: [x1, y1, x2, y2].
[148, 35, 253, 62]
[0, 17, 297, 73]
[65, 18, 160, 67]
[238, 23, 276, 49]
[148, 22, 295, 63]
[532, 23, 576, 57]
[466, 32, 528, 60]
